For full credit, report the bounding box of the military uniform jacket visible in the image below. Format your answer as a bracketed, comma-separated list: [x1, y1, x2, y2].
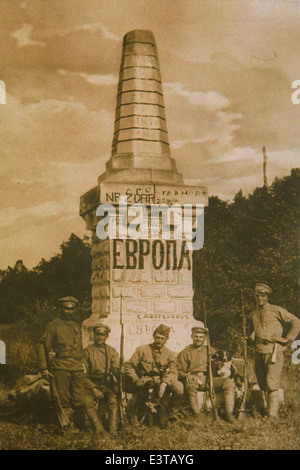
[177, 344, 216, 381]
[125, 343, 178, 386]
[83, 343, 120, 391]
[37, 317, 84, 372]
[251, 303, 300, 354]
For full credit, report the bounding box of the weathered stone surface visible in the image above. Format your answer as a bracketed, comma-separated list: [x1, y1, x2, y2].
[180, 300, 194, 314]
[179, 268, 193, 284]
[112, 270, 124, 282]
[166, 285, 194, 298]
[153, 300, 177, 314]
[92, 285, 110, 299]
[126, 300, 150, 314]
[112, 285, 137, 298]
[153, 271, 178, 283]
[139, 285, 164, 298]
[91, 240, 110, 255]
[80, 30, 208, 358]
[92, 299, 110, 315]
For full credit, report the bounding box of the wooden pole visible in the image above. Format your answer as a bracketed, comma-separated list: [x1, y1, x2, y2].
[262, 146, 268, 188]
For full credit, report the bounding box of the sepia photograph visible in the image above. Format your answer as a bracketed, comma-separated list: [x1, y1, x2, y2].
[0, 0, 299, 452]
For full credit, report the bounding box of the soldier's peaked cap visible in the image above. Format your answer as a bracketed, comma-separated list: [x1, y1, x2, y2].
[93, 323, 111, 334]
[255, 283, 272, 295]
[191, 326, 208, 334]
[57, 296, 79, 306]
[153, 324, 170, 338]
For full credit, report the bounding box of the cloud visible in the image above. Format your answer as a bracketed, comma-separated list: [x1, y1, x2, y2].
[164, 82, 230, 111]
[11, 23, 47, 47]
[73, 22, 120, 41]
[58, 70, 118, 86]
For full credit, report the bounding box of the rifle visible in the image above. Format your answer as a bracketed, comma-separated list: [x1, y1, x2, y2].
[118, 292, 125, 426]
[238, 288, 249, 420]
[43, 344, 70, 431]
[270, 343, 278, 364]
[203, 299, 219, 421]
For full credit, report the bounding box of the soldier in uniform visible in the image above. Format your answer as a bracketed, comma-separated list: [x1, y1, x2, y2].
[37, 296, 86, 428]
[83, 323, 120, 434]
[177, 326, 236, 422]
[124, 324, 184, 423]
[249, 283, 300, 420]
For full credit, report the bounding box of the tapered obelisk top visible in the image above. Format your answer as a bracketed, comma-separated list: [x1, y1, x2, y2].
[123, 29, 156, 44]
[103, 29, 183, 184]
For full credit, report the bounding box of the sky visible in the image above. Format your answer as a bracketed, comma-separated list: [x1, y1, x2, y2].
[0, 0, 299, 269]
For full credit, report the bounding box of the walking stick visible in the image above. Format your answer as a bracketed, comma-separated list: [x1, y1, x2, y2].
[43, 344, 70, 431]
[238, 288, 250, 420]
[118, 292, 125, 426]
[203, 299, 219, 421]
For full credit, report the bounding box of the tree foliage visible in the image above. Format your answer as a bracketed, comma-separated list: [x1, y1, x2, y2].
[0, 234, 92, 325]
[193, 168, 299, 351]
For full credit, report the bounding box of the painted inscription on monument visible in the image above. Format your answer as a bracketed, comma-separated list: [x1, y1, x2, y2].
[101, 182, 208, 206]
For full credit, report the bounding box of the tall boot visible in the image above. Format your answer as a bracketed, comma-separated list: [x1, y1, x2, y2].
[170, 393, 183, 419]
[108, 406, 119, 434]
[188, 391, 200, 415]
[224, 389, 235, 423]
[86, 407, 105, 434]
[268, 390, 279, 419]
[73, 406, 86, 430]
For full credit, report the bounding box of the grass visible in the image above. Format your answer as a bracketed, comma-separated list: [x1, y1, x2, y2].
[0, 323, 299, 450]
[0, 364, 299, 450]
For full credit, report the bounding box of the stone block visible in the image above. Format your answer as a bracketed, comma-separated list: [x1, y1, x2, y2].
[119, 79, 162, 94]
[153, 271, 177, 283]
[126, 300, 150, 314]
[153, 300, 177, 314]
[180, 300, 194, 314]
[178, 269, 193, 284]
[166, 285, 194, 298]
[139, 285, 164, 298]
[92, 300, 110, 315]
[92, 285, 110, 299]
[112, 270, 124, 282]
[112, 285, 137, 298]
[117, 91, 164, 107]
[120, 67, 161, 81]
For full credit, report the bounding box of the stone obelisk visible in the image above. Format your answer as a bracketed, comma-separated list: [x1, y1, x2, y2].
[80, 30, 208, 357]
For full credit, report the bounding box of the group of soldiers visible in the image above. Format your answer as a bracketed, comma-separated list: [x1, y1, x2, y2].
[36, 283, 300, 434]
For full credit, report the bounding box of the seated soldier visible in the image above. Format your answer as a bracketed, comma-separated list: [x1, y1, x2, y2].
[83, 323, 119, 434]
[177, 326, 236, 422]
[124, 324, 183, 424]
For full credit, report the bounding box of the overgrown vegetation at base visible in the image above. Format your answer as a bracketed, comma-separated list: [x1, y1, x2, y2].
[0, 361, 299, 450]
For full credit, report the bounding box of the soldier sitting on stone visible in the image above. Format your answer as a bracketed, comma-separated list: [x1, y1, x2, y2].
[124, 324, 184, 425]
[83, 323, 120, 434]
[177, 326, 236, 422]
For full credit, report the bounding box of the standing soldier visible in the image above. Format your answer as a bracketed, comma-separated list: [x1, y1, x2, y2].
[124, 324, 184, 423]
[177, 326, 236, 422]
[37, 296, 86, 429]
[83, 323, 119, 434]
[249, 283, 300, 420]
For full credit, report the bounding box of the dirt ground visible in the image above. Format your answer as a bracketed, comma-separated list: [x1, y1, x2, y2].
[0, 364, 299, 450]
